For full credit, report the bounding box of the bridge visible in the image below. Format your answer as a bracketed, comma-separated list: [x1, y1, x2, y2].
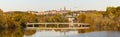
[26, 23, 90, 29]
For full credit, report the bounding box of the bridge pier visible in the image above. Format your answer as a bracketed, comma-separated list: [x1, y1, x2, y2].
[33, 24, 34, 28]
[69, 23, 71, 28]
[57, 24, 59, 28]
[45, 24, 47, 28]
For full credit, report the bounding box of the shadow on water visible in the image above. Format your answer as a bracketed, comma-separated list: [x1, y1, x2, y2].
[0, 28, 24, 37]
[0, 28, 37, 37]
[0, 28, 120, 37]
[24, 29, 36, 36]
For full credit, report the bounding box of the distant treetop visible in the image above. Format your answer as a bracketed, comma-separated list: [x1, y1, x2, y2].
[0, 9, 3, 13]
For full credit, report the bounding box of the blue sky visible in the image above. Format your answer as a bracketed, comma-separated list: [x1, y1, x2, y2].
[0, 0, 119, 11]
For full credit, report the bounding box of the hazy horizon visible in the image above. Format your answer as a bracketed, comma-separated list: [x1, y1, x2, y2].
[0, 0, 119, 11]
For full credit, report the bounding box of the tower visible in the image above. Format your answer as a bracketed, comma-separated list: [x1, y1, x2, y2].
[64, 6, 66, 11]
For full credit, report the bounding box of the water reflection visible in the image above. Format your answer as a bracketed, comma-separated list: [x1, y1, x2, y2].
[60, 31, 120, 37]
[24, 29, 36, 36]
[24, 29, 78, 37]
[0, 28, 120, 37]
[24, 29, 120, 37]
[0, 28, 24, 37]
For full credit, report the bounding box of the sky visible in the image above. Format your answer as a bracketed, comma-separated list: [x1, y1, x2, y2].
[0, 0, 119, 11]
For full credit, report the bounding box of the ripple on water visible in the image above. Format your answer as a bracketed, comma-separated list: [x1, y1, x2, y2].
[60, 31, 120, 37]
[24, 31, 120, 37]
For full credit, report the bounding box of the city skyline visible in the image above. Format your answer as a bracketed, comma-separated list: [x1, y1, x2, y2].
[0, 0, 119, 11]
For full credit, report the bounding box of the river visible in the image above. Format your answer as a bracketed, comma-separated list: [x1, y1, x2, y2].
[0, 28, 120, 37]
[24, 29, 120, 37]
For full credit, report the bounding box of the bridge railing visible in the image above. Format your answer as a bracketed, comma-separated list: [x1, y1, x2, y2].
[26, 23, 90, 29]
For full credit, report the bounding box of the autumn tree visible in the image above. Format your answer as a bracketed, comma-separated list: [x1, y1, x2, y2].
[0, 9, 5, 28]
[77, 13, 86, 23]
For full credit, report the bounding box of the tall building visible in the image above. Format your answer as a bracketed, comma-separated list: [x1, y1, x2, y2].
[64, 6, 66, 11]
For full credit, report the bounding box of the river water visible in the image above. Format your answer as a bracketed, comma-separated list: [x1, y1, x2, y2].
[0, 28, 120, 37]
[24, 29, 120, 37]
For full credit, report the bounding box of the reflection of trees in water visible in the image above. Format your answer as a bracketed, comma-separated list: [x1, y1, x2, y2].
[78, 29, 91, 34]
[54, 29, 91, 34]
[0, 28, 37, 37]
[54, 29, 77, 33]
[0, 28, 99, 37]
[0, 28, 24, 37]
[24, 29, 36, 36]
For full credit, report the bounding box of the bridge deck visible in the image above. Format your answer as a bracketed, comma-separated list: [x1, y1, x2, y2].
[26, 27, 89, 29]
[27, 23, 89, 25]
[26, 23, 90, 29]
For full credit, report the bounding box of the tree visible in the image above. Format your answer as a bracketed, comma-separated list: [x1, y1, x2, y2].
[106, 7, 116, 14]
[106, 7, 116, 19]
[0, 9, 5, 28]
[77, 13, 86, 23]
[0, 9, 3, 13]
[116, 6, 120, 16]
[116, 6, 120, 10]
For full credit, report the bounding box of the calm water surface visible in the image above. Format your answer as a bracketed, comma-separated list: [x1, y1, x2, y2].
[24, 30, 78, 37]
[0, 28, 120, 37]
[24, 29, 120, 37]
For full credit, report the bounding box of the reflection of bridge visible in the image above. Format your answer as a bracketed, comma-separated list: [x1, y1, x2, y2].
[26, 23, 90, 29]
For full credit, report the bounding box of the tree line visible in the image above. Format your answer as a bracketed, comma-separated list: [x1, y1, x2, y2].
[0, 6, 120, 32]
[0, 10, 69, 29]
[77, 6, 120, 33]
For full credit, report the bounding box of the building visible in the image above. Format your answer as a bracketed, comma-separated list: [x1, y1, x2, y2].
[30, 7, 71, 15]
